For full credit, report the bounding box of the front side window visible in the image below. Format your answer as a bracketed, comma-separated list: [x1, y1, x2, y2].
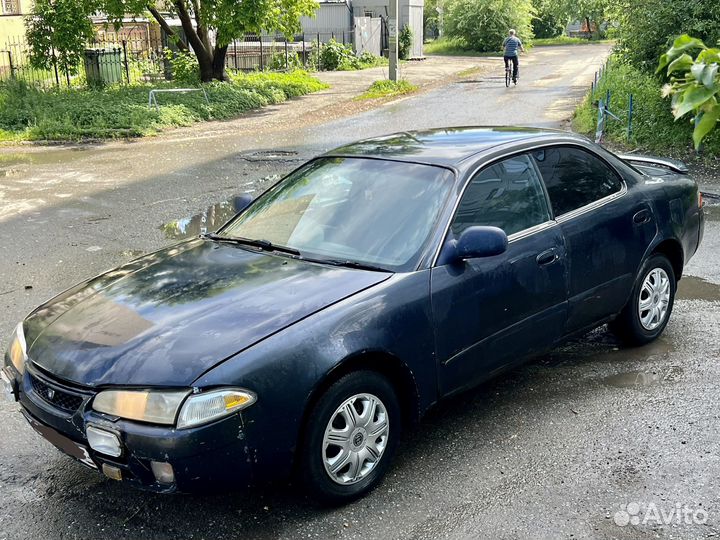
[451, 154, 551, 237]
[532, 146, 623, 216]
[222, 157, 454, 271]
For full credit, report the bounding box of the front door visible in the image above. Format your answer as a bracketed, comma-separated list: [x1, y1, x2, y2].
[432, 153, 569, 397]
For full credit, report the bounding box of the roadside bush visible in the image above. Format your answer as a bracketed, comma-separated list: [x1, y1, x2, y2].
[573, 59, 720, 155]
[532, 8, 564, 39]
[444, 0, 534, 52]
[357, 79, 418, 100]
[399, 25, 413, 59]
[164, 49, 200, 85]
[610, 0, 720, 72]
[310, 40, 387, 71]
[0, 71, 328, 141]
[267, 51, 303, 71]
[316, 39, 355, 70]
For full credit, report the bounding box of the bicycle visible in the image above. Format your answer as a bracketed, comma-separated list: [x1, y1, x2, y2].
[504, 61, 519, 87]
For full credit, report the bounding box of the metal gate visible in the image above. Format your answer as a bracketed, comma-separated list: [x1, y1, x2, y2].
[354, 16, 382, 56]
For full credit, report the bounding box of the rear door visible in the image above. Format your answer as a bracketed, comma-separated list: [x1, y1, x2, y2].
[530, 145, 655, 333]
[432, 153, 569, 396]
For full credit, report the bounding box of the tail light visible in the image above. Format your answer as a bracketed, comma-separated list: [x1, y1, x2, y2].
[698, 191, 704, 209]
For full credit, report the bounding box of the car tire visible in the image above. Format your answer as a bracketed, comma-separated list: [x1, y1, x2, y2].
[610, 254, 676, 346]
[298, 370, 401, 504]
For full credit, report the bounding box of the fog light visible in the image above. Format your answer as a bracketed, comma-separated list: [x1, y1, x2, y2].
[101, 463, 123, 481]
[150, 461, 175, 484]
[86, 425, 122, 457]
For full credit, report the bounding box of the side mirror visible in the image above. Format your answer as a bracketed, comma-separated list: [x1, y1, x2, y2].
[232, 194, 254, 213]
[455, 226, 508, 260]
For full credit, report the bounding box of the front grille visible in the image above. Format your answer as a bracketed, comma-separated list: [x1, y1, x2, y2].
[30, 374, 84, 413]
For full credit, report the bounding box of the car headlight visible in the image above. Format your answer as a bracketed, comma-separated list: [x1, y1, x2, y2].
[92, 388, 256, 428]
[92, 389, 190, 425]
[6, 323, 27, 375]
[177, 389, 256, 429]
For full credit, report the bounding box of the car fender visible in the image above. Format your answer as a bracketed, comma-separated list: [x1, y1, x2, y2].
[191, 270, 436, 481]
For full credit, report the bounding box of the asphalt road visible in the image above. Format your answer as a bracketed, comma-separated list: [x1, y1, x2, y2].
[2, 44, 720, 539]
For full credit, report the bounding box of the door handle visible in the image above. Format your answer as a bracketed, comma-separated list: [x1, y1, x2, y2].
[536, 248, 559, 266]
[633, 209, 652, 225]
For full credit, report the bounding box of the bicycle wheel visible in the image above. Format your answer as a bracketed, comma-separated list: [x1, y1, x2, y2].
[505, 67, 511, 87]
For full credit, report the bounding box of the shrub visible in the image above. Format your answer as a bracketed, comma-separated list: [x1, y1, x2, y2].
[610, 0, 720, 72]
[164, 49, 200, 85]
[399, 25, 413, 59]
[0, 71, 328, 141]
[357, 79, 418, 100]
[267, 51, 303, 71]
[572, 58, 720, 155]
[444, 0, 534, 53]
[317, 39, 356, 71]
[309, 40, 387, 71]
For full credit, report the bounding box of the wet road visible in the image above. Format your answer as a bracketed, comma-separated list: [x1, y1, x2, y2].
[2, 43, 720, 539]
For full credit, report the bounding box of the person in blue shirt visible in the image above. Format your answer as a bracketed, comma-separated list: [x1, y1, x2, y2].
[502, 29, 525, 83]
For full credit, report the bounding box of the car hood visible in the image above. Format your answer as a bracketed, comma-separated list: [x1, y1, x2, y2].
[24, 239, 391, 387]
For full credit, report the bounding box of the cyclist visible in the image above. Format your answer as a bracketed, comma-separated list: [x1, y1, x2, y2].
[502, 29, 525, 84]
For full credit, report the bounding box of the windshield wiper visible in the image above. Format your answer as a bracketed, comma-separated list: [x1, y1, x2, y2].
[203, 233, 301, 256]
[311, 258, 390, 272]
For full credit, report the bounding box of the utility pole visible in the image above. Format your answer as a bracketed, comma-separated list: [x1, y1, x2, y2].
[388, 0, 398, 81]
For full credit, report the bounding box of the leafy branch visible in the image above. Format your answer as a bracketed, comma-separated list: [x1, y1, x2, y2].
[658, 34, 720, 149]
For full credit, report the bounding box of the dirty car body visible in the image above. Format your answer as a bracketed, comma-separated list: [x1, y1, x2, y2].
[2, 128, 704, 498]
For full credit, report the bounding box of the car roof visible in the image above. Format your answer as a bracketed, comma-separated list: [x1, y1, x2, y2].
[324, 126, 588, 168]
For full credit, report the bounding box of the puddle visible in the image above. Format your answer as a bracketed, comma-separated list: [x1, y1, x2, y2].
[677, 275, 720, 302]
[159, 175, 280, 240]
[160, 195, 251, 240]
[603, 366, 683, 388]
[703, 204, 720, 222]
[244, 150, 299, 161]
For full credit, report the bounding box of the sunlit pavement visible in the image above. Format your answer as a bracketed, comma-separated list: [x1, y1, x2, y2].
[3, 44, 720, 539]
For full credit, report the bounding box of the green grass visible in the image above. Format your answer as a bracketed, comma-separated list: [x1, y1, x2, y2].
[573, 59, 720, 155]
[533, 36, 592, 46]
[0, 70, 328, 142]
[356, 79, 418, 100]
[425, 36, 613, 55]
[423, 38, 501, 56]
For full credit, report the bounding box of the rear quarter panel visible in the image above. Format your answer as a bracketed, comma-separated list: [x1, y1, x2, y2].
[634, 165, 702, 270]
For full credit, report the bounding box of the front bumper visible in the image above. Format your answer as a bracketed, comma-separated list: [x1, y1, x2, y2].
[2, 362, 257, 493]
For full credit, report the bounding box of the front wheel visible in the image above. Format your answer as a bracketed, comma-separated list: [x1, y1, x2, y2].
[298, 371, 401, 504]
[610, 254, 676, 345]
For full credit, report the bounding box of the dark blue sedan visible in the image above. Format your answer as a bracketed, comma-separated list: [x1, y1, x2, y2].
[2, 128, 704, 502]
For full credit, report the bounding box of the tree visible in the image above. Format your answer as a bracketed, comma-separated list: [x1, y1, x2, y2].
[110, 0, 320, 81]
[25, 0, 96, 77]
[444, 0, 534, 52]
[609, 0, 720, 72]
[27, 0, 319, 83]
[658, 35, 720, 149]
[541, 0, 608, 39]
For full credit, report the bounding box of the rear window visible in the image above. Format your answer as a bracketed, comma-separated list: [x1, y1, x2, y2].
[532, 146, 623, 216]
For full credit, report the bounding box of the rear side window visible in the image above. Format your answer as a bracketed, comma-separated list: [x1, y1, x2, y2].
[451, 154, 551, 237]
[532, 146, 623, 216]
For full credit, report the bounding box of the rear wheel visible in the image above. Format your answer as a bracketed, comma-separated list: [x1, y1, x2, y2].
[298, 371, 401, 504]
[610, 254, 676, 345]
[505, 67, 511, 87]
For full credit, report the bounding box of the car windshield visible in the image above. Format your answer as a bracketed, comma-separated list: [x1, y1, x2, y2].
[221, 157, 454, 272]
